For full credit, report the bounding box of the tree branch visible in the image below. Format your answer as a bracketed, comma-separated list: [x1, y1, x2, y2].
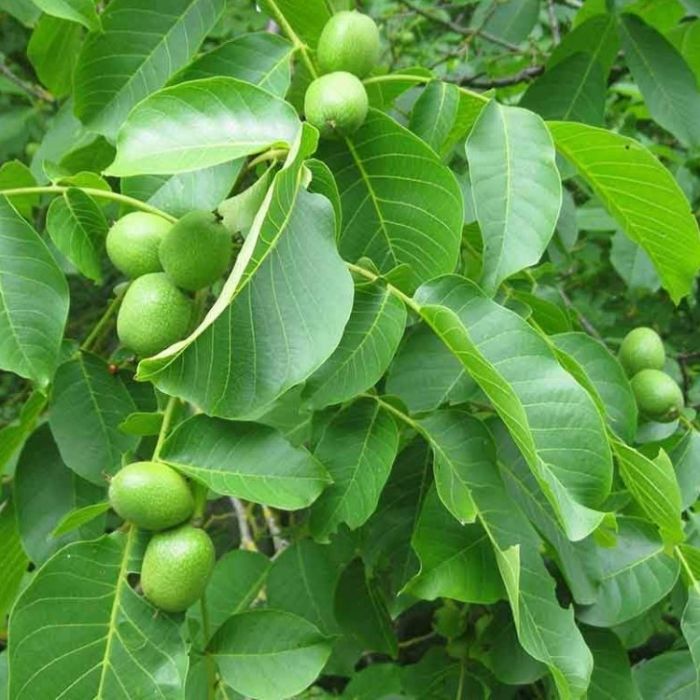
[397, 0, 522, 52]
[0, 62, 53, 102]
[462, 65, 544, 88]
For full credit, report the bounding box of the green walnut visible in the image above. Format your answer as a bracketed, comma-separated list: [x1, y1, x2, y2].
[106, 212, 172, 278]
[159, 211, 232, 291]
[116, 272, 193, 357]
[141, 524, 216, 613]
[630, 369, 684, 422]
[108, 461, 194, 531]
[317, 10, 380, 78]
[618, 327, 665, 377]
[304, 72, 369, 139]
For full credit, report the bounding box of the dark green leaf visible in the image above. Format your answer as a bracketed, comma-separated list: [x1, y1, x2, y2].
[409, 80, 461, 154]
[633, 651, 697, 700]
[0, 501, 28, 623]
[610, 231, 661, 294]
[0, 196, 69, 387]
[160, 415, 330, 509]
[584, 627, 640, 700]
[258, 0, 331, 47]
[670, 430, 700, 510]
[50, 501, 110, 537]
[0, 161, 37, 219]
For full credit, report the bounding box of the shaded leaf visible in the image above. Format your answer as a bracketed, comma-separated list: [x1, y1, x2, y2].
[305, 283, 406, 409]
[49, 353, 139, 485]
[578, 517, 680, 627]
[549, 14, 619, 76]
[585, 627, 640, 700]
[670, 430, 700, 510]
[0, 196, 69, 387]
[0, 390, 46, 476]
[0, 161, 37, 219]
[160, 414, 330, 509]
[50, 501, 110, 537]
[31, 0, 99, 30]
[610, 230, 661, 294]
[409, 80, 461, 154]
[310, 399, 399, 540]
[633, 651, 697, 700]
[258, 0, 331, 47]
[209, 608, 332, 700]
[0, 502, 28, 623]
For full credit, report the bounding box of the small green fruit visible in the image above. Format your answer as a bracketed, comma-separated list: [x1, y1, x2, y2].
[106, 212, 172, 278]
[108, 461, 194, 531]
[304, 72, 368, 139]
[117, 272, 193, 357]
[317, 10, 380, 77]
[159, 211, 232, 291]
[618, 327, 665, 377]
[141, 524, 215, 613]
[631, 369, 684, 422]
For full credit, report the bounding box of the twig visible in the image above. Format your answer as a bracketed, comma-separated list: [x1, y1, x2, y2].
[397, 0, 521, 52]
[230, 498, 256, 551]
[262, 505, 288, 552]
[547, 0, 561, 44]
[463, 65, 544, 88]
[0, 62, 53, 102]
[556, 286, 603, 341]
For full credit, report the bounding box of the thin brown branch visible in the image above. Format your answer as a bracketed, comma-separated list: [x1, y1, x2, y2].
[397, 0, 522, 52]
[0, 62, 53, 102]
[547, 0, 561, 44]
[556, 287, 604, 341]
[463, 65, 544, 88]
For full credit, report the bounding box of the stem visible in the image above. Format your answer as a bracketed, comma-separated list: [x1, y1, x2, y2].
[346, 262, 421, 314]
[246, 148, 288, 171]
[81, 286, 127, 352]
[230, 498, 257, 551]
[0, 186, 177, 223]
[264, 0, 318, 78]
[675, 546, 700, 591]
[153, 397, 179, 460]
[0, 62, 54, 102]
[262, 505, 287, 552]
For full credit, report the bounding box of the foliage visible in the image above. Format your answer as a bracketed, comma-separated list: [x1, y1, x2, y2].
[1, 0, 700, 698]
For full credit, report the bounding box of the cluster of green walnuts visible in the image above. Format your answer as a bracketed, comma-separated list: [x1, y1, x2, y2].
[109, 461, 214, 612]
[619, 327, 684, 423]
[303, 10, 380, 139]
[106, 210, 231, 357]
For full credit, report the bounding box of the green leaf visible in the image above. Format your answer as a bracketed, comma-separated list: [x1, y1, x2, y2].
[209, 608, 332, 700]
[420, 411, 592, 698]
[31, 0, 99, 30]
[160, 415, 330, 509]
[553, 332, 638, 443]
[681, 587, 700, 692]
[0, 502, 28, 623]
[320, 109, 463, 289]
[405, 486, 504, 603]
[14, 424, 104, 564]
[0, 161, 37, 219]
[218, 164, 274, 236]
[548, 121, 700, 304]
[335, 558, 397, 657]
[549, 14, 619, 76]
[612, 441, 684, 544]
[171, 32, 294, 98]
[267, 540, 344, 636]
[50, 501, 110, 537]
[415, 275, 613, 541]
[669, 430, 700, 510]
[584, 627, 640, 700]
[409, 80, 461, 154]
[27, 15, 82, 99]
[49, 353, 139, 485]
[619, 13, 700, 148]
[46, 188, 108, 283]
[363, 69, 433, 110]
[476, 0, 538, 43]
[633, 651, 697, 699]
[385, 324, 477, 413]
[495, 421, 602, 606]
[610, 230, 661, 294]
[9, 531, 188, 699]
[121, 161, 243, 219]
[138, 128, 354, 419]
[668, 20, 700, 87]
[304, 283, 407, 410]
[466, 101, 562, 293]
[74, 0, 224, 139]
[521, 53, 606, 125]
[118, 411, 163, 437]
[310, 399, 398, 539]
[0, 196, 69, 387]
[578, 517, 680, 627]
[258, 0, 331, 47]
[107, 76, 299, 176]
[0, 390, 46, 476]
[191, 549, 270, 641]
